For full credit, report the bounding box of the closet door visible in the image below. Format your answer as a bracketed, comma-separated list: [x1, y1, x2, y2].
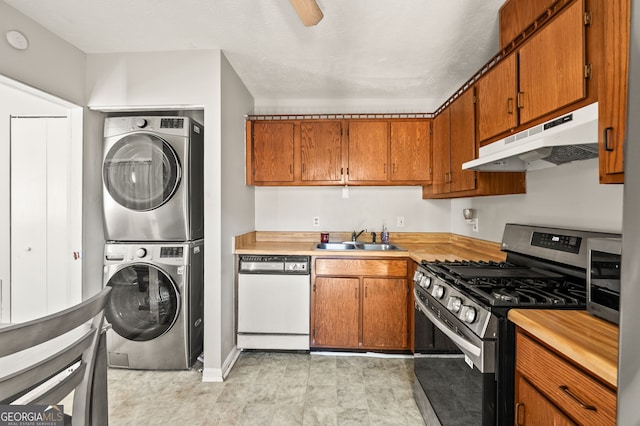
[10, 116, 77, 322]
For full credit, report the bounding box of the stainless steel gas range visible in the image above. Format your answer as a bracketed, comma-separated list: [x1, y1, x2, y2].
[412, 224, 620, 426]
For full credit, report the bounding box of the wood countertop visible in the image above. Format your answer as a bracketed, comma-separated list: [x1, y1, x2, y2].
[509, 309, 619, 389]
[234, 231, 507, 263]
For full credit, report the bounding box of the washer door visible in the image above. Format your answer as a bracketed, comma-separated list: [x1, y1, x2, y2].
[105, 263, 180, 342]
[103, 133, 181, 211]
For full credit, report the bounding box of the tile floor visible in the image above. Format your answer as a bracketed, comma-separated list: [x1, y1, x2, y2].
[105, 351, 426, 425]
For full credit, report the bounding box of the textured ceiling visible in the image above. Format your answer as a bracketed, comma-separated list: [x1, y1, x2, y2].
[5, 0, 505, 110]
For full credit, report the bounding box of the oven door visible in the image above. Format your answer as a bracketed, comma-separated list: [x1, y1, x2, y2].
[413, 287, 497, 426]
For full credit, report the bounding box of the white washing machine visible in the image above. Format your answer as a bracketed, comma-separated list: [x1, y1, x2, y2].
[103, 240, 204, 370]
[102, 116, 203, 241]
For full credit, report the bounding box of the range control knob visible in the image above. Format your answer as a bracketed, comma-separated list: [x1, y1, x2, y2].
[135, 118, 148, 128]
[433, 285, 444, 299]
[413, 271, 422, 283]
[462, 306, 477, 324]
[135, 248, 147, 258]
[450, 297, 462, 313]
[420, 275, 432, 289]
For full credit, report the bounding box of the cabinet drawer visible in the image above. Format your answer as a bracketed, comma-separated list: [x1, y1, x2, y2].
[315, 258, 407, 277]
[516, 331, 616, 425]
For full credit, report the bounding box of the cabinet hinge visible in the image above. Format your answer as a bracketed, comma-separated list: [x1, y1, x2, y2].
[584, 10, 592, 26]
[313, 283, 316, 291]
[472, 95, 477, 104]
[584, 63, 592, 79]
[340, 128, 343, 136]
[312, 328, 315, 338]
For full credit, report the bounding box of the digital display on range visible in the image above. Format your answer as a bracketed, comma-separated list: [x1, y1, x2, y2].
[531, 232, 582, 254]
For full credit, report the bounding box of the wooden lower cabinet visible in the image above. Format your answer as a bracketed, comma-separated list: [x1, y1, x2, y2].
[515, 374, 575, 426]
[361, 278, 408, 348]
[514, 328, 616, 425]
[313, 277, 360, 347]
[311, 258, 410, 351]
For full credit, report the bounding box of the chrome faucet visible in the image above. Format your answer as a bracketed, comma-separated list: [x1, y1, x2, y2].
[352, 229, 367, 242]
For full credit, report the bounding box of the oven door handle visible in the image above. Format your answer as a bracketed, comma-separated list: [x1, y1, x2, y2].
[414, 290, 482, 357]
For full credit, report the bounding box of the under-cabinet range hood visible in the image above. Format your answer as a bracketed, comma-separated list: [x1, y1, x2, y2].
[463, 102, 599, 171]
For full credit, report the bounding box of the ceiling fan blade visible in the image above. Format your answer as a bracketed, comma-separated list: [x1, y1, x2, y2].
[289, 0, 324, 26]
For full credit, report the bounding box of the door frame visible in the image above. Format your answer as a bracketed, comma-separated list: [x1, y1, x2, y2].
[0, 74, 83, 323]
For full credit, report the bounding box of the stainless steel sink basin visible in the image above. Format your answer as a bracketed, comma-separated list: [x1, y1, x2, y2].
[315, 242, 358, 250]
[358, 243, 406, 251]
[315, 242, 406, 251]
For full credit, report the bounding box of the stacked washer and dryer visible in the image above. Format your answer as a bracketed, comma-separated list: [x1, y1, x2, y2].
[102, 116, 204, 370]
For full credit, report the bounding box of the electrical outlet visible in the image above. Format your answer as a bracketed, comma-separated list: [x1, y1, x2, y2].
[313, 217, 320, 227]
[397, 216, 405, 228]
[472, 218, 479, 233]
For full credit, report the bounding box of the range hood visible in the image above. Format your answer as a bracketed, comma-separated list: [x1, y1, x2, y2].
[463, 102, 599, 171]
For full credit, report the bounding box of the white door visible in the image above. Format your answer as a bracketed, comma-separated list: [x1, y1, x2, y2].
[10, 116, 81, 322]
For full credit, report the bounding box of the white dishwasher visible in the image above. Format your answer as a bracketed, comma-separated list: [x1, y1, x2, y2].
[237, 255, 310, 350]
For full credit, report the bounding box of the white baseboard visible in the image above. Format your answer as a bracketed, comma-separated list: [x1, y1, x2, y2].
[201, 345, 241, 382]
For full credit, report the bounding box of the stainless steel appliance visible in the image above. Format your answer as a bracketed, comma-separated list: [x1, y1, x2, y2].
[587, 238, 621, 324]
[413, 224, 619, 425]
[102, 116, 204, 241]
[237, 255, 310, 350]
[103, 240, 204, 370]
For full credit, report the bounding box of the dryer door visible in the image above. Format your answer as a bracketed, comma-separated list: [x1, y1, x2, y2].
[103, 133, 181, 211]
[105, 263, 180, 341]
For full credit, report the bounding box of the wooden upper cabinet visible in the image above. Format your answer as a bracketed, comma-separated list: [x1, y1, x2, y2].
[251, 122, 295, 183]
[599, 0, 629, 183]
[476, 54, 518, 144]
[499, 0, 552, 48]
[449, 89, 477, 193]
[347, 120, 389, 182]
[431, 107, 451, 195]
[518, 0, 586, 125]
[300, 121, 343, 182]
[390, 121, 431, 183]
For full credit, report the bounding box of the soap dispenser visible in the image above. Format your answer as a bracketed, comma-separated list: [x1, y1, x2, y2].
[381, 224, 389, 244]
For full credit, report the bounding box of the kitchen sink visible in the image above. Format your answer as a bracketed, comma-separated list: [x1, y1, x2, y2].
[358, 243, 406, 251]
[315, 242, 406, 251]
[315, 242, 358, 250]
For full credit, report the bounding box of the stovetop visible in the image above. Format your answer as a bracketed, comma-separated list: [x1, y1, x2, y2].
[420, 260, 586, 308]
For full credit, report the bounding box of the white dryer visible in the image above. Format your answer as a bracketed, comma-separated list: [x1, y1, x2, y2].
[103, 240, 204, 370]
[102, 116, 203, 241]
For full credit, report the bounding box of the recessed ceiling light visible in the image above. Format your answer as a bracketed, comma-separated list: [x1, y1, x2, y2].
[6, 30, 29, 50]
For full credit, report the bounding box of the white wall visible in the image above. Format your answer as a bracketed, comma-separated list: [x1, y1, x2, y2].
[256, 186, 450, 233]
[86, 50, 226, 379]
[0, 2, 85, 106]
[451, 159, 624, 242]
[220, 54, 255, 366]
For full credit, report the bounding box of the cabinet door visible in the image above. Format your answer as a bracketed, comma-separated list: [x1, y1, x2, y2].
[518, 0, 586, 125]
[515, 374, 575, 426]
[499, 0, 552, 48]
[449, 89, 477, 193]
[312, 277, 360, 348]
[347, 121, 389, 182]
[252, 122, 295, 183]
[431, 108, 451, 194]
[362, 278, 408, 349]
[599, 0, 629, 181]
[301, 121, 343, 182]
[390, 121, 431, 183]
[476, 54, 518, 143]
